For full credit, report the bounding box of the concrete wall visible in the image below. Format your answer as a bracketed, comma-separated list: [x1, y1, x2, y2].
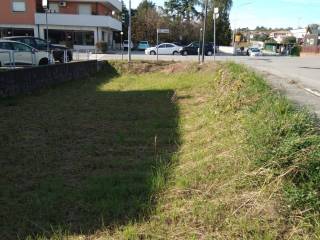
[0, 60, 98, 97]
[219, 46, 235, 55]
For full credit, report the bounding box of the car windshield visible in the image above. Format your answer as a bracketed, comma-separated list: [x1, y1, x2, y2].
[124, 41, 128, 44]
[190, 43, 199, 47]
[140, 41, 148, 44]
[252, 48, 260, 52]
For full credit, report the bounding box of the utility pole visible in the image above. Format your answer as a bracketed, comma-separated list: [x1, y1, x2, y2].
[201, 0, 208, 63]
[128, 0, 132, 62]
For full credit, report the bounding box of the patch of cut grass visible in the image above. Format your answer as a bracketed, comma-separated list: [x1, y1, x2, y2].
[1, 61, 320, 239]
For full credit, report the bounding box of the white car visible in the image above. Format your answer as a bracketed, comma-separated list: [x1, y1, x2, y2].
[145, 43, 181, 55]
[249, 48, 262, 57]
[123, 40, 134, 50]
[0, 40, 50, 66]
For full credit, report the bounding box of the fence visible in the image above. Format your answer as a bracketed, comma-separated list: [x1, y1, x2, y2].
[0, 48, 105, 69]
[0, 50, 55, 69]
[301, 46, 320, 56]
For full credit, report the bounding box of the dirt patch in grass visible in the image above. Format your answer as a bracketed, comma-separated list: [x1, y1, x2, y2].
[109, 60, 174, 74]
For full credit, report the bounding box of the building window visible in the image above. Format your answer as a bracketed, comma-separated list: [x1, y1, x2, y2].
[46, 29, 94, 47]
[78, 4, 92, 15]
[0, 28, 34, 38]
[12, 0, 26, 12]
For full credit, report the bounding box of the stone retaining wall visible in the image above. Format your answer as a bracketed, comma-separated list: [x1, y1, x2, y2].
[0, 60, 98, 97]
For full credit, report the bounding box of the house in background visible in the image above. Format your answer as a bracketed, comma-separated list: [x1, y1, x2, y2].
[304, 24, 320, 46]
[0, 0, 122, 50]
[269, 30, 291, 43]
[290, 28, 306, 44]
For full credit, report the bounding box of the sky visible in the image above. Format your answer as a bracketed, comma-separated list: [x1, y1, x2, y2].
[127, 0, 320, 30]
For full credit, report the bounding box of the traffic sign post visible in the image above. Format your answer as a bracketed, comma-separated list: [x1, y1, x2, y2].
[42, 0, 48, 8]
[156, 28, 169, 61]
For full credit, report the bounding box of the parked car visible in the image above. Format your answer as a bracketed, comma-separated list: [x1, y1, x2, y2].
[179, 42, 214, 56]
[0, 40, 50, 66]
[123, 40, 134, 50]
[145, 43, 181, 55]
[249, 48, 262, 57]
[137, 41, 150, 51]
[208, 42, 219, 53]
[4, 36, 72, 63]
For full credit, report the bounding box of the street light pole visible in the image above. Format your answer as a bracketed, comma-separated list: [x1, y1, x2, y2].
[156, 29, 159, 62]
[201, 0, 208, 63]
[42, 0, 50, 63]
[128, 0, 132, 62]
[214, 14, 216, 61]
[198, 28, 203, 64]
[120, 31, 124, 61]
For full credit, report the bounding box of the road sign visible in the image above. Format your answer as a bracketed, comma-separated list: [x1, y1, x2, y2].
[214, 7, 219, 14]
[42, 0, 48, 8]
[157, 29, 170, 34]
[213, 13, 219, 19]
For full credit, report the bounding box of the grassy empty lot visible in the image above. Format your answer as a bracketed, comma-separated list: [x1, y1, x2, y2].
[1, 61, 320, 239]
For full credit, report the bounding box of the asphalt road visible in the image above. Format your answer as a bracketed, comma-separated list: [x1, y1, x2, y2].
[88, 53, 320, 116]
[234, 56, 320, 117]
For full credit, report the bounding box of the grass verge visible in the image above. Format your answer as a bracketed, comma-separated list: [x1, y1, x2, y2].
[1, 61, 319, 239]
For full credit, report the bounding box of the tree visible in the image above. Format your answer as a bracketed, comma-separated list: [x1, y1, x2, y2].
[252, 33, 270, 42]
[121, 0, 129, 39]
[205, 0, 233, 45]
[282, 36, 297, 45]
[164, 0, 200, 21]
[132, 0, 166, 44]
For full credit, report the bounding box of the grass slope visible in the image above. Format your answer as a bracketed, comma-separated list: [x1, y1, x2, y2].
[0, 61, 319, 239]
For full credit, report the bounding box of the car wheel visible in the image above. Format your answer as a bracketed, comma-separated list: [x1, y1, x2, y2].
[207, 51, 213, 56]
[150, 51, 156, 55]
[173, 51, 179, 55]
[182, 51, 188, 56]
[0, 61, 2, 67]
[39, 58, 49, 66]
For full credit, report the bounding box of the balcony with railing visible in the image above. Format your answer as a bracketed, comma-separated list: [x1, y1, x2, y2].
[34, 12, 122, 31]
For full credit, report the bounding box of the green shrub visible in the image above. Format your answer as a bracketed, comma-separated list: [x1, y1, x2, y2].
[291, 45, 301, 56]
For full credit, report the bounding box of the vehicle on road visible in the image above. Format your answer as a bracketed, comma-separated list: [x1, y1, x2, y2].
[249, 48, 262, 57]
[179, 42, 214, 56]
[137, 41, 150, 51]
[123, 40, 134, 50]
[0, 40, 50, 66]
[4, 36, 72, 63]
[145, 43, 181, 55]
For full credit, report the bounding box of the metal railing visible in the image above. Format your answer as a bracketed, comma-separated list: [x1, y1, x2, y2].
[0, 50, 56, 69]
[0, 49, 103, 70]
